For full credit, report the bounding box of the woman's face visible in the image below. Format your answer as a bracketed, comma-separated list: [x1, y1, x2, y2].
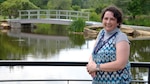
[102, 11, 119, 32]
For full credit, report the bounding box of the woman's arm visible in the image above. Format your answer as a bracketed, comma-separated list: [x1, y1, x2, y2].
[87, 55, 96, 77]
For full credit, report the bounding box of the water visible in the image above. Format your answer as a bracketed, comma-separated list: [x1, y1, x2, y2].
[0, 26, 150, 83]
[0, 31, 93, 84]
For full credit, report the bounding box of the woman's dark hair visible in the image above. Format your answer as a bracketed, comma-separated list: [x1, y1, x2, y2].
[101, 6, 123, 28]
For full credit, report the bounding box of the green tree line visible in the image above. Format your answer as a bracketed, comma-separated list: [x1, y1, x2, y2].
[0, 0, 150, 25]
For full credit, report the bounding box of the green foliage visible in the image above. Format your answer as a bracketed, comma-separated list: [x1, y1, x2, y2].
[90, 12, 100, 22]
[34, 24, 68, 35]
[72, 5, 81, 11]
[0, 0, 39, 18]
[72, 0, 82, 6]
[87, 0, 115, 10]
[82, 8, 95, 12]
[34, 24, 51, 35]
[0, 33, 29, 60]
[34, 27, 51, 35]
[0, 15, 4, 20]
[69, 18, 85, 32]
[127, 0, 150, 19]
[68, 34, 85, 46]
[88, 0, 104, 9]
[0, 0, 6, 3]
[114, 0, 130, 15]
[124, 16, 150, 26]
[0, 0, 150, 27]
[29, 0, 49, 9]
[127, 0, 143, 19]
[95, 6, 103, 14]
[47, 0, 72, 10]
[130, 40, 150, 62]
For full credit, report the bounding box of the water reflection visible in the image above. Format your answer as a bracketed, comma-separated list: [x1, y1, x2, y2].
[1, 32, 150, 62]
[0, 25, 150, 83]
[130, 40, 150, 62]
[0, 32, 93, 61]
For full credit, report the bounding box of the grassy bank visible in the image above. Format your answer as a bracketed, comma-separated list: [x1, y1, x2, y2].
[124, 16, 150, 27]
[0, 15, 4, 20]
[89, 13, 150, 27]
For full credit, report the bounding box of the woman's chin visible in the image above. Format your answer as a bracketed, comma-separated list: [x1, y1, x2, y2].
[105, 28, 113, 32]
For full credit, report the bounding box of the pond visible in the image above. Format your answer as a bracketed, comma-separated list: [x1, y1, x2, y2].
[0, 24, 150, 84]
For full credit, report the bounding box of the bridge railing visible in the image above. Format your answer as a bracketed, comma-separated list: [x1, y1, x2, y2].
[19, 10, 90, 21]
[0, 61, 149, 84]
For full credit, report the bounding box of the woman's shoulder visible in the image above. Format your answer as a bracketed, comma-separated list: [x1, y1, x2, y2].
[97, 29, 105, 37]
[116, 30, 129, 43]
[117, 31, 128, 38]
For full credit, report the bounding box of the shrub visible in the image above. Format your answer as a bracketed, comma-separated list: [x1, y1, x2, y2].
[90, 12, 100, 22]
[69, 18, 85, 32]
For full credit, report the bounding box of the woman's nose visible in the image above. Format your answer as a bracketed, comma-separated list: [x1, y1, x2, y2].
[106, 19, 110, 23]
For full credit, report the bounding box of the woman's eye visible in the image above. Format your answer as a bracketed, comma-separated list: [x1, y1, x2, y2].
[110, 18, 115, 21]
[104, 17, 108, 20]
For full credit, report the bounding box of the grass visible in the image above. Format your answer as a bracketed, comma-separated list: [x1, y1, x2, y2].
[124, 15, 150, 27]
[0, 15, 4, 20]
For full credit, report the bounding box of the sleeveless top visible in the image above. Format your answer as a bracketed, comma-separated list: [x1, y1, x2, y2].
[92, 28, 132, 84]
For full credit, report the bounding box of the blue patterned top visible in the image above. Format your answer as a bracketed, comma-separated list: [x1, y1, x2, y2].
[92, 28, 132, 84]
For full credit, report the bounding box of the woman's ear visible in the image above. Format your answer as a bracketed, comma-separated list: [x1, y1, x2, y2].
[117, 23, 120, 28]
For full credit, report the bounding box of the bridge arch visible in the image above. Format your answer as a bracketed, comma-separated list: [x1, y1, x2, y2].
[19, 10, 90, 21]
[8, 10, 95, 32]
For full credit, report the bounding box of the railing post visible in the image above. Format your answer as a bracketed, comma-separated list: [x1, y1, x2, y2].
[56, 10, 58, 19]
[37, 10, 40, 19]
[46, 10, 50, 18]
[66, 11, 68, 19]
[19, 11, 21, 19]
[69, 11, 71, 19]
[86, 12, 89, 21]
[27, 10, 30, 19]
[77, 11, 79, 20]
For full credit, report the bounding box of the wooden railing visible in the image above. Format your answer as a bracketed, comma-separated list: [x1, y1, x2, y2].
[0, 61, 149, 84]
[19, 10, 90, 21]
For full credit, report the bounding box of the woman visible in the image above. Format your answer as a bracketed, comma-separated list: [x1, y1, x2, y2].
[86, 6, 132, 84]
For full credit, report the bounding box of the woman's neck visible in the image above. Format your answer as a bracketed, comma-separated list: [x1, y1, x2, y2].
[104, 28, 119, 35]
[103, 28, 119, 40]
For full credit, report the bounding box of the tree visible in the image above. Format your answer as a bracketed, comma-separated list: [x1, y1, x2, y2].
[72, 5, 81, 11]
[71, 0, 81, 10]
[47, 0, 72, 10]
[140, 0, 150, 14]
[0, 0, 39, 18]
[87, 0, 116, 14]
[127, 0, 150, 19]
[114, 0, 130, 15]
[29, 0, 49, 9]
[72, 0, 82, 6]
[0, 0, 6, 3]
[88, 0, 101, 8]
